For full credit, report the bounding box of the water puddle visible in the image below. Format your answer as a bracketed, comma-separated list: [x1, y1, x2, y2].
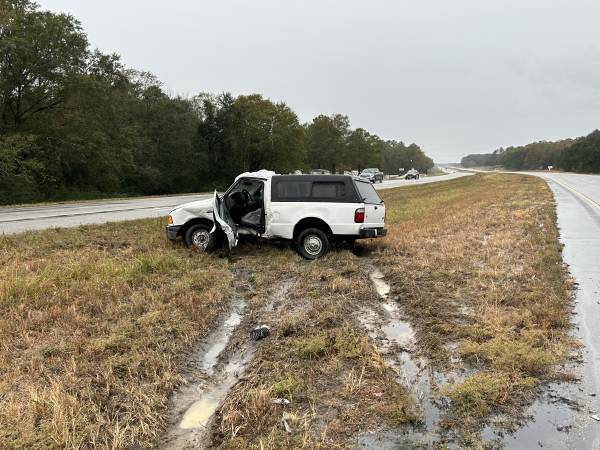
[361, 267, 596, 448]
[198, 308, 243, 376]
[178, 349, 254, 430]
[481, 375, 598, 449]
[369, 269, 391, 298]
[358, 267, 466, 447]
[161, 297, 253, 449]
[179, 396, 218, 430]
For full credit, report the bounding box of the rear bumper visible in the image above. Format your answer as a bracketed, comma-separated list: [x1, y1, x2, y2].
[359, 228, 387, 238]
[166, 225, 181, 240]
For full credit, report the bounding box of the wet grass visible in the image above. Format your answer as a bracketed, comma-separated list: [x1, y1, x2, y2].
[213, 250, 421, 449]
[0, 219, 232, 448]
[0, 173, 575, 448]
[367, 173, 576, 435]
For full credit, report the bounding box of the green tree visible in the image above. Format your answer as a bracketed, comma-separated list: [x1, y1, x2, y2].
[0, 132, 42, 202]
[305, 114, 349, 173]
[0, 0, 435, 203]
[196, 94, 304, 187]
[0, 0, 88, 129]
[560, 130, 600, 173]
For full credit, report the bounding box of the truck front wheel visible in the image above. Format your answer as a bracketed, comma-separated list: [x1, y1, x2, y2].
[297, 228, 330, 260]
[185, 224, 217, 252]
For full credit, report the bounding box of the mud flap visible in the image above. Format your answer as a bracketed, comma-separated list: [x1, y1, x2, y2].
[212, 191, 238, 249]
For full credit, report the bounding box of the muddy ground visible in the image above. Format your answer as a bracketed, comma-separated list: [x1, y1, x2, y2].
[2, 174, 595, 449]
[159, 175, 597, 450]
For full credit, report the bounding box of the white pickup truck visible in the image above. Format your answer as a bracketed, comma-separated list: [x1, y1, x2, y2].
[166, 170, 387, 259]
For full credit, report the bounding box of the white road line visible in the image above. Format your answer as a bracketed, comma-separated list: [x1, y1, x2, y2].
[549, 178, 600, 211]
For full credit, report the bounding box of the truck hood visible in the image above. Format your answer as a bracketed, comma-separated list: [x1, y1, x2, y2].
[170, 197, 213, 215]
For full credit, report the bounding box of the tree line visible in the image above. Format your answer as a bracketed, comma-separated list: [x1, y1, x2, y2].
[0, 0, 433, 205]
[461, 130, 600, 173]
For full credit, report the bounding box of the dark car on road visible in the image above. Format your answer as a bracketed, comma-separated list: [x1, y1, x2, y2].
[359, 168, 384, 183]
[405, 169, 420, 180]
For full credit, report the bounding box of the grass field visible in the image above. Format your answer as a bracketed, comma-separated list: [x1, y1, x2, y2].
[371, 175, 576, 434]
[0, 222, 232, 448]
[0, 173, 576, 448]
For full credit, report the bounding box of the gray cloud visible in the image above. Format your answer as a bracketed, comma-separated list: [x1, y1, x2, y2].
[39, 0, 600, 162]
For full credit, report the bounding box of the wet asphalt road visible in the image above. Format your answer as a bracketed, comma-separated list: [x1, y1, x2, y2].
[0, 193, 212, 234]
[0, 172, 471, 235]
[528, 172, 600, 449]
[374, 170, 471, 191]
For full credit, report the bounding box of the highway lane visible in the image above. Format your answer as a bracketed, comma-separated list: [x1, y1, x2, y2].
[0, 172, 472, 235]
[375, 170, 471, 191]
[0, 193, 211, 234]
[522, 171, 600, 207]
[539, 172, 600, 449]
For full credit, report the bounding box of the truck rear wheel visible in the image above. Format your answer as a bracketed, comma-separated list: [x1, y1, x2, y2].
[296, 227, 330, 260]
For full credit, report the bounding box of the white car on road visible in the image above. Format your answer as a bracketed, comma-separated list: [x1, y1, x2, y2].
[166, 170, 387, 259]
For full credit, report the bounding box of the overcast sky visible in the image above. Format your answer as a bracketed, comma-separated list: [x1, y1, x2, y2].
[39, 0, 600, 162]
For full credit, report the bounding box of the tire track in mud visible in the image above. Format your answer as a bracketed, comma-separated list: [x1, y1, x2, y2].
[159, 267, 262, 449]
[159, 264, 295, 449]
[355, 263, 468, 448]
[353, 260, 596, 450]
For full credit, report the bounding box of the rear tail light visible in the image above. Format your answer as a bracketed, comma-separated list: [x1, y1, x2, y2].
[354, 208, 365, 223]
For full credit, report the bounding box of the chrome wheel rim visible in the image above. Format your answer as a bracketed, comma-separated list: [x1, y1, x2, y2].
[304, 235, 323, 256]
[192, 229, 210, 250]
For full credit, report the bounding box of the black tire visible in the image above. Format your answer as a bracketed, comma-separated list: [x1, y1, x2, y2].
[296, 227, 330, 260]
[185, 224, 216, 252]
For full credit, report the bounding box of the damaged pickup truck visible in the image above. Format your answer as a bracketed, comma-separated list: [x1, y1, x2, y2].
[166, 170, 387, 259]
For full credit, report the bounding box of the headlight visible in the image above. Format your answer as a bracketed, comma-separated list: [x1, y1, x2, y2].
[167, 215, 173, 225]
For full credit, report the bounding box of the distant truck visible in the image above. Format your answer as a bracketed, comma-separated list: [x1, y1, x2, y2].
[359, 168, 384, 183]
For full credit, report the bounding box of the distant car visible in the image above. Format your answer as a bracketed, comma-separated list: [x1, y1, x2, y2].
[310, 169, 331, 175]
[405, 169, 420, 180]
[359, 168, 384, 183]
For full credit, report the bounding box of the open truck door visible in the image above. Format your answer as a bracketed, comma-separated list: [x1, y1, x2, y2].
[212, 191, 238, 249]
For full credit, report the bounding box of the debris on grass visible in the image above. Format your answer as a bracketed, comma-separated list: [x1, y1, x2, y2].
[250, 324, 271, 341]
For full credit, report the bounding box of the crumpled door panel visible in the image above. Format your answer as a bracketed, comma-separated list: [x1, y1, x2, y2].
[212, 191, 238, 249]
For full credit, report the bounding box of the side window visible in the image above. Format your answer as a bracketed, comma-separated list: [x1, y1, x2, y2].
[355, 180, 382, 204]
[311, 182, 345, 199]
[275, 181, 312, 200]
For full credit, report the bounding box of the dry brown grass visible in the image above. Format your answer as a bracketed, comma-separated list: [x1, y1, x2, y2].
[366, 173, 576, 427]
[0, 219, 232, 448]
[0, 173, 575, 448]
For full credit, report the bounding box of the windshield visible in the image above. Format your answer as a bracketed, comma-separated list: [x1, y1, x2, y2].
[355, 180, 383, 204]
